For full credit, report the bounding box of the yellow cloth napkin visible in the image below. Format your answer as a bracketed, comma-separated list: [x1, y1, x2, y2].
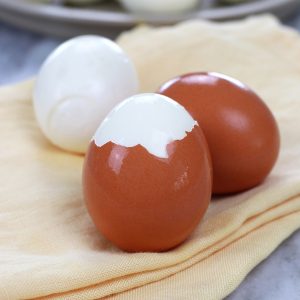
[1, 16, 300, 300]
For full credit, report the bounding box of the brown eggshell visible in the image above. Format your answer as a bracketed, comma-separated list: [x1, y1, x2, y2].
[159, 72, 280, 194]
[83, 127, 212, 252]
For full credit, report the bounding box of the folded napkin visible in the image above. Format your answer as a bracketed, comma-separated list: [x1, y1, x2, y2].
[1, 16, 300, 300]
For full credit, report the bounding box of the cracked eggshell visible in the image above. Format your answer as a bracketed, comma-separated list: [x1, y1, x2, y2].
[118, 0, 199, 14]
[83, 93, 212, 252]
[33, 35, 139, 153]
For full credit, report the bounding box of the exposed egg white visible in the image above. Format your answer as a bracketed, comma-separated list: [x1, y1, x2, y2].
[34, 35, 139, 153]
[118, 0, 199, 14]
[93, 93, 198, 158]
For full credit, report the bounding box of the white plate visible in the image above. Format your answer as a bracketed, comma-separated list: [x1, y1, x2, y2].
[0, 0, 299, 37]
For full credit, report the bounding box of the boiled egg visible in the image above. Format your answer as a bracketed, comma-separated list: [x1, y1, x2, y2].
[159, 72, 280, 194]
[118, 0, 199, 14]
[83, 93, 212, 252]
[33, 35, 139, 153]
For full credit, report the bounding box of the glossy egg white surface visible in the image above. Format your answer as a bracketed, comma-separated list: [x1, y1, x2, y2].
[34, 35, 139, 153]
[93, 93, 197, 158]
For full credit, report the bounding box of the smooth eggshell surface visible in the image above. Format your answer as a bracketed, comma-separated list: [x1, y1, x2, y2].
[34, 35, 138, 153]
[159, 72, 280, 194]
[83, 93, 212, 252]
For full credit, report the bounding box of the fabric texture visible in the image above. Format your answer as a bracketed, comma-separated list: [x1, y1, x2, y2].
[1, 16, 300, 300]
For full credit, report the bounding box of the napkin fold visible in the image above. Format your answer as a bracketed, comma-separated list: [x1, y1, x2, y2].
[1, 16, 300, 300]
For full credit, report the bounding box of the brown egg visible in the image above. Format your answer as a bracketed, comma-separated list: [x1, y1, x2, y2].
[159, 72, 280, 195]
[83, 93, 212, 252]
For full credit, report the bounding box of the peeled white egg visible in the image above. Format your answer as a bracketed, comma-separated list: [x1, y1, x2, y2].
[118, 0, 199, 14]
[33, 35, 139, 153]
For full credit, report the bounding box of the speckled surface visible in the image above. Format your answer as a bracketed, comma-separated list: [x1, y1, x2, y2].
[0, 8, 300, 300]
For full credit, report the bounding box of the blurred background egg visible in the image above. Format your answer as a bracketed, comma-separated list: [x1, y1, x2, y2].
[33, 35, 139, 153]
[118, 0, 200, 14]
[83, 93, 212, 252]
[65, 0, 103, 4]
[159, 72, 280, 195]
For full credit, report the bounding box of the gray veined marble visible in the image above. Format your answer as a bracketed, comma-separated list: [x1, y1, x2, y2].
[226, 230, 300, 300]
[0, 8, 300, 300]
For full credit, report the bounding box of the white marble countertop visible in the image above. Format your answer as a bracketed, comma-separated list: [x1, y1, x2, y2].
[0, 9, 299, 300]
